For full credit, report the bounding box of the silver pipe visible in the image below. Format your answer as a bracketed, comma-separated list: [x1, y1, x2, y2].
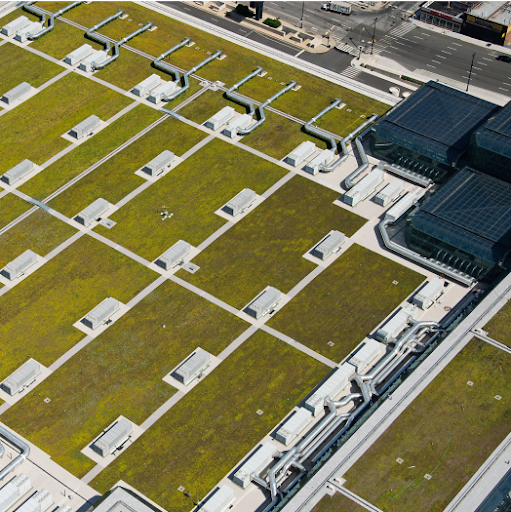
[381, 161, 432, 187]
[225, 67, 264, 116]
[252, 474, 270, 490]
[86, 9, 124, 53]
[0, 424, 30, 481]
[92, 22, 153, 70]
[153, 37, 191, 82]
[24, 1, 46, 25]
[303, 99, 342, 150]
[0, 444, 4, 458]
[237, 81, 297, 135]
[379, 218, 475, 286]
[163, 50, 222, 102]
[26, 1, 83, 40]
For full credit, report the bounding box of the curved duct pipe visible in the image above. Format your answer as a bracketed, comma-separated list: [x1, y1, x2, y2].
[237, 80, 298, 136]
[0, 444, 4, 458]
[92, 21, 153, 70]
[85, 9, 124, 53]
[379, 217, 476, 286]
[0, 424, 30, 481]
[153, 38, 191, 82]
[23, 2, 46, 26]
[163, 50, 223, 102]
[26, 1, 83, 40]
[303, 98, 341, 150]
[381, 161, 432, 187]
[225, 67, 264, 116]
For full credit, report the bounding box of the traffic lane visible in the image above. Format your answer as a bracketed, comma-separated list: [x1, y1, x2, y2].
[298, 49, 415, 96]
[246, 31, 302, 56]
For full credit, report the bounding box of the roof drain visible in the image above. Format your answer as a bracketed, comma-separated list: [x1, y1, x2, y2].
[162, 50, 223, 102]
[24, 1, 83, 40]
[0, 424, 30, 481]
[92, 21, 154, 71]
[153, 37, 192, 82]
[225, 67, 264, 116]
[237, 80, 298, 136]
[303, 99, 379, 173]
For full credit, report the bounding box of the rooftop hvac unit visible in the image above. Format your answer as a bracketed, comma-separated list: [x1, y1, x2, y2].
[173, 349, 211, 385]
[1, 82, 31, 105]
[245, 287, 281, 319]
[224, 188, 256, 217]
[385, 188, 424, 223]
[344, 169, 384, 206]
[155, 240, 190, 270]
[70, 115, 101, 140]
[14, 22, 43, 42]
[233, 442, 278, 489]
[305, 363, 356, 416]
[75, 198, 109, 226]
[1, 249, 38, 280]
[303, 149, 335, 175]
[1, 159, 34, 185]
[148, 81, 178, 103]
[275, 408, 313, 445]
[142, 150, 175, 176]
[64, 44, 95, 65]
[78, 50, 109, 72]
[132, 74, 162, 97]
[1, 359, 41, 396]
[82, 297, 120, 330]
[349, 339, 383, 372]
[412, 278, 444, 309]
[0, 474, 32, 512]
[285, 141, 316, 167]
[92, 418, 133, 457]
[311, 231, 345, 260]
[1, 16, 31, 36]
[374, 179, 403, 206]
[221, 114, 253, 138]
[17, 489, 53, 512]
[201, 486, 235, 512]
[375, 309, 413, 343]
[205, 106, 236, 130]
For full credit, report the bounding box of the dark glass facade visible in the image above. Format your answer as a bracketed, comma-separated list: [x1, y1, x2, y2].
[370, 81, 499, 183]
[406, 168, 511, 280]
[469, 101, 511, 183]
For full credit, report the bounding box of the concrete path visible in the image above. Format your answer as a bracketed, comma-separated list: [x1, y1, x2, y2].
[127, 275, 167, 308]
[261, 171, 295, 199]
[286, 264, 325, 300]
[196, 221, 233, 252]
[88, 231, 153, 268]
[44, 231, 84, 261]
[38, 68, 73, 92]
[173, 82, 212, 112]
[261, 325, 337, 368]
[140, 390, 185, 430]
[81, 463, 105, 485]
[217, 325, 258, 361]
[49, 335, 95, 373]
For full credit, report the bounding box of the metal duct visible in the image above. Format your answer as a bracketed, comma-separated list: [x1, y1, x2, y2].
[25, 1, 83, 40]
[153, 37, 191, 82]
[379, 217, 475, 286]
[0, 424, 30, 481]
[381, 161, 432, 187]
[225, 67, 264, 116]
[237, 80, 297, 135]
[85, 9, 124, 53]
[163, 50, 223, 102]
[92, 21, 153, 70]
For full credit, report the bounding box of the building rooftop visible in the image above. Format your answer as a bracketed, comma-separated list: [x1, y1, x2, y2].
[410, 168, 511, 265]
[472, 100, 511, 160]
[468, 1, 511, 26]
[373, 82, 499, 166]
[425, 1, 471, 18]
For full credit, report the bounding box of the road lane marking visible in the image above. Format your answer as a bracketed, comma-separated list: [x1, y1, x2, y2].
[414, 35, 424, 39]
[451, 42, 462, 46]
[427, 64, 436, 68]
[436, 55, 446, 59]
[441, 50, 452, 54]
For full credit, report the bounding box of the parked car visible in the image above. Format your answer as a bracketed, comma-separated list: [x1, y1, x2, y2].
[497, 55, 511, 63]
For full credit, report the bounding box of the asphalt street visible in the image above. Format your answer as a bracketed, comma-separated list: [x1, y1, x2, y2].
[161, 1, 414, 95]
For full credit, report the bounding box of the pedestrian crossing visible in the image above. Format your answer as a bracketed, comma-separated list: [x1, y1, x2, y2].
[388, 22, 416, 38]
[340, 67, 361, 79]
[335, 43, 359, 57]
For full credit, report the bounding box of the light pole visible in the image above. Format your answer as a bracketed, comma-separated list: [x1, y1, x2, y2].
[466, 52, 476, 92]
[371, 17, 378, 55]
[300, 1, 304, 29]
[349, 37, 361, 59]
